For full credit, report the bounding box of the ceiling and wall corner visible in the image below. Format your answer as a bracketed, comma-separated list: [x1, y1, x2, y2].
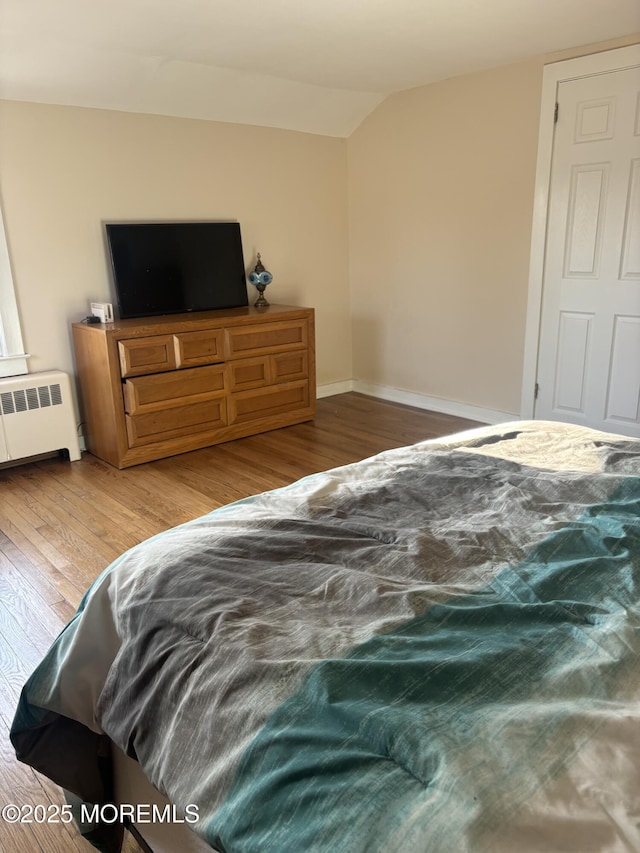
[1, 0, 639, 137]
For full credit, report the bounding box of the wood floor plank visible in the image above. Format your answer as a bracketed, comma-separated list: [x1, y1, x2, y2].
[0, 393, 485, 853]
[0, 533, 83, 612]
[0, 499, 76, 577]
[2, 474, 121, 572]
[50, 599, 80, 626]
[0, 532, 65, 608]
[15, 523, 101, 593]
[154, 445, 288, 508]
[46, 470, 166, 547]
[9, 466, 141, 558]
[0, 556, 62, 655]
[43, 456, 162, 532]
[48, 455, 182, 537]
[0, 598, 45, 700]
[124, 465, 216, 520]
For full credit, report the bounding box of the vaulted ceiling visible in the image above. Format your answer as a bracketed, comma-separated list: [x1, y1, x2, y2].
[1, 0, 638, 136]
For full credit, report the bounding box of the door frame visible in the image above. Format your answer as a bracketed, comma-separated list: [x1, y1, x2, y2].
[520, 43, 640, 419]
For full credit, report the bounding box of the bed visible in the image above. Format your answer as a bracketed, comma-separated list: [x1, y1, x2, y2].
[10, 420, 640, 853]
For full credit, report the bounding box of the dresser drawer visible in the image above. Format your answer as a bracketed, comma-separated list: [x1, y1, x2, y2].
[118, 335, 177, 378]
[228, 350, 309, 392]
[126, 398, 227, 446]
[271, 351, 308, 383]
[174, 329, 225, 368]
[227, 357, 270, 392]
[123, 365, 226, 414]
[229, 380, 309, 425]
[226, 319, 308, 359]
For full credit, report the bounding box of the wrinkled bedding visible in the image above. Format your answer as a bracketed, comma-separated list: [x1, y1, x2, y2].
[11, 420, 640, 852]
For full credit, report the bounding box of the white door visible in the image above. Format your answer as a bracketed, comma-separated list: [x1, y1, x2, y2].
[535, 64, 640, 437]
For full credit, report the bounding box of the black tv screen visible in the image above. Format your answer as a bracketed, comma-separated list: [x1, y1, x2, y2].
[106, 222, 248, 319]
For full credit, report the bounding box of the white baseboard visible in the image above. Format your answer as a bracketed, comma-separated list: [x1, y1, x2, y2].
[316, 380, 355, 398]
[319, 379, 515, 425]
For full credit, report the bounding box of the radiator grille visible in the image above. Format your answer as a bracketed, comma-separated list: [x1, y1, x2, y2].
[0, 383, 63, 416]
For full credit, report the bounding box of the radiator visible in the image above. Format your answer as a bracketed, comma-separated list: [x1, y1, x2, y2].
[0, 370, 81, 464]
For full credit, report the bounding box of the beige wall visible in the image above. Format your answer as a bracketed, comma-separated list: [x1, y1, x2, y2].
[2, 33, 638, 430]
[348, 35, 640, 417]
[0, 101, 351, 395]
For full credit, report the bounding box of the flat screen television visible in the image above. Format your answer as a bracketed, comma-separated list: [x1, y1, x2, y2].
[105, 221, 249, 319]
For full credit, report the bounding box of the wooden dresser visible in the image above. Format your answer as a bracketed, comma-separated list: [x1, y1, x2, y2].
[72, 304, 316, 468]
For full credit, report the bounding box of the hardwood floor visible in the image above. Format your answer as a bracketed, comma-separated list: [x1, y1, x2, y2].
[0, 393, 482, 852]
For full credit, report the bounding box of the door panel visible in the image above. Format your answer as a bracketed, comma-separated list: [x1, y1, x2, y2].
[535, 65, 640, 437]
[620, 158, 640, 280]
[553, 312, 592, 413]
[563, 164, 608, 278]
[605, 315, 640, 425]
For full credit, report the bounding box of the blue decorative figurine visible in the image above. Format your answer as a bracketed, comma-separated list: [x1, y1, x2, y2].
[248, 253, 273, 307]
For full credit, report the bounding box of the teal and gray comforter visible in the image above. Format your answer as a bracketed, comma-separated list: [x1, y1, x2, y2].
[11, 421, 640, 852]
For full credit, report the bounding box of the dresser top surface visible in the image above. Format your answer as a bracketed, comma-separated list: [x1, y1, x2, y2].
[72, 304, 313, 337]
